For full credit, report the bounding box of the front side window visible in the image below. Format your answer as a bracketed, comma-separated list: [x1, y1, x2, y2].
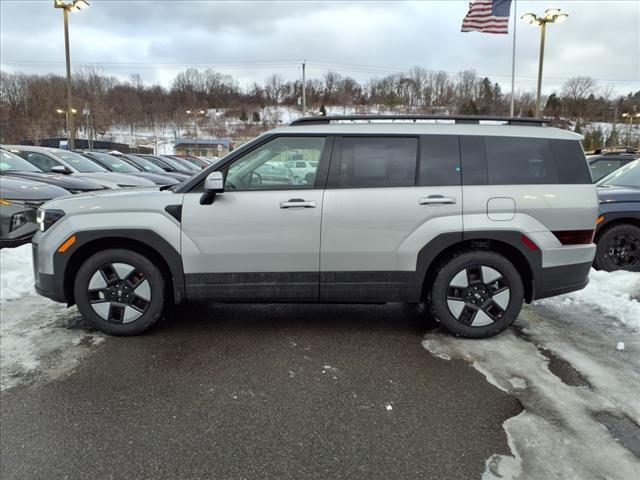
[589, 159, 622, 182]
[598, 160, 640, 187]
[224, 137, 325, 190]
[17, 152, 62, 172]
[330, 137, 418, 188]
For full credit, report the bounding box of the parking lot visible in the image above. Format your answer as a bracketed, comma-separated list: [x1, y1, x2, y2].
[2, 302, 521, 480]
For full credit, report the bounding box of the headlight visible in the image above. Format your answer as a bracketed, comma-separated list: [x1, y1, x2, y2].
[36, 209, 65, 232]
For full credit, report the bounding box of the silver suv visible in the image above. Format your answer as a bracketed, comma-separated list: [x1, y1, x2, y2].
[32, 116, 598, 338]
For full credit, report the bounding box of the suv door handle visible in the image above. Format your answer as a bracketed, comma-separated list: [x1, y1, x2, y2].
[280, 199, 317, 209]
[419, 195, 457, 205]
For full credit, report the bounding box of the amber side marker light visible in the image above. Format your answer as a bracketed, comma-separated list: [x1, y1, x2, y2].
[58, 235, 76, 253]
[596, 215, 605, 225]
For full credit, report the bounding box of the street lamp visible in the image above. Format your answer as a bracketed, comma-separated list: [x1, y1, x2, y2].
[186, 109, 207, 155]
[621, 111, 640, 147]
[56, 108, 78, 147]
[521, 8, 568, 117]
[53, 0, 90, 150]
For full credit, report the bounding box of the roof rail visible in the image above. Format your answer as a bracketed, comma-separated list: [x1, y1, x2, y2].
[289, 115, 550, 127]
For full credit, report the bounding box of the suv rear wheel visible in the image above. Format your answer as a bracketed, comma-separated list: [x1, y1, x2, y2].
[429, 251, 524, 338]
[74, 249, 165, 335]
[594, 224, 640, 272]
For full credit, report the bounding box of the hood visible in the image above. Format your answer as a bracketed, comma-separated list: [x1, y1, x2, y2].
[40, 186, 182, 216]
[74, 172, 156, 188]
[2, 170, 103, 192]
[0, 175, 70, 201]
[597, 185, 640, 204]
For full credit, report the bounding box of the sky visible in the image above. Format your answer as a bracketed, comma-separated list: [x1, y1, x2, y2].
[1, 0, 639, 95]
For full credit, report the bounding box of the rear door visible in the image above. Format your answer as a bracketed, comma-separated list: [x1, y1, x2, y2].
[320, 135, 463, 302]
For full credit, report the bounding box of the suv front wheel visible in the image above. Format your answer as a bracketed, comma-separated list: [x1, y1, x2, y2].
[74, 249, 165, 335]
[429, 251, 524, 338]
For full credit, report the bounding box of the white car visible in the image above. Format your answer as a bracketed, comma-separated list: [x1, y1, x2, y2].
[285, 159, 318, 184]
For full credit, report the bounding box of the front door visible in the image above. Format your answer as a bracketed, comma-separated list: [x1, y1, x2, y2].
[181, 136, 331, 301]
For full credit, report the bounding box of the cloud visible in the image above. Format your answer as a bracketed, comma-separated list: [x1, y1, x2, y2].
[1, 0, 638, 94]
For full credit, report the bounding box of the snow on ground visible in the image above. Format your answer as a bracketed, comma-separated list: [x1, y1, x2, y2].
[424, 270, 640, 479]
[1, 245, 104, 391]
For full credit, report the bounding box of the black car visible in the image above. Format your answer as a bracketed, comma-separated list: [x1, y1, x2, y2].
[112, 153, 191, 182]
[589, 149, 638, 182]
[79, 151, 179, 186]
[594, 159, 640, 271]
[0, 176, 70, 247]
[0, 149, 104, 193]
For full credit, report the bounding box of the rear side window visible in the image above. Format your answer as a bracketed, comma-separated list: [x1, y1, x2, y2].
[549, 140, 591, 184]
[329, 137, 417, 188]
[461, 136, 589, 185]
[418, 135, 461, 186]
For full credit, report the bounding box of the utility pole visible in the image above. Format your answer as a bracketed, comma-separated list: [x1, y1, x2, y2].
[63, 8, 75, 149]
[534, 21, 546, 118]
[509, 0, 517, 117]
[302, 60, 307, 116]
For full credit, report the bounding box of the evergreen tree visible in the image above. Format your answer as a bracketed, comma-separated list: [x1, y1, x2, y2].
[319, 103, 327, 116]
[239, 109, 248, 122]
[252, 111, 260, 123]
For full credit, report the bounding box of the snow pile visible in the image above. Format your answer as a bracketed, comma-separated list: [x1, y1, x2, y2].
[1, 245, 104, 390]
[535, 268, 640, 331]
[0, 244, 36, 302]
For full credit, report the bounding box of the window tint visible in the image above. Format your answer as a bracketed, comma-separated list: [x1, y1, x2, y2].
[330, 137, 417, 188]
[549, 140, 591, 184]
[418, 135, 460, 186]
[485, 137, 558, 184]
[460, 136, 488, 185]
[225, 136, 325, 191]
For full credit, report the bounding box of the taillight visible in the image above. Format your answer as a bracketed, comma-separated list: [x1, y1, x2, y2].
[552, 230, 595, 245]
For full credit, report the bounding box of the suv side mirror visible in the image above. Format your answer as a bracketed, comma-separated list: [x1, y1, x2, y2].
[51, 165, 71, 175]
[200, 171, 224, 205]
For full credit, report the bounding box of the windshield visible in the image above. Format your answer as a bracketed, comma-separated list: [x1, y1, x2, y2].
[598, 160, 640, 188]
[0, 150, 41, 172]
[53, 150, 107, 173]
[91, 153, 139, 173]
[123, 155, 165, 172]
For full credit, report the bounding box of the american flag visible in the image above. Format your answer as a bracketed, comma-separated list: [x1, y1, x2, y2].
[461, 0, 512, 35]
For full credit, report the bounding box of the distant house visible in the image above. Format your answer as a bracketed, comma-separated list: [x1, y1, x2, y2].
[174, 138, 234, 157]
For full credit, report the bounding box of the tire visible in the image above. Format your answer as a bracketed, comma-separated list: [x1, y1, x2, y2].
[74, 249, 165, 335]
[429, 250, 524, 338]
[593, 224, 640, 272]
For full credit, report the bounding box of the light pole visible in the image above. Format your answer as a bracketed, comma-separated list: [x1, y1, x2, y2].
[521, 9, 568, 118]
[53, 0, 89, 150]
[186, 109, 206, 155]
[56, 107, 77, 147]
[621, 110, 640, 147]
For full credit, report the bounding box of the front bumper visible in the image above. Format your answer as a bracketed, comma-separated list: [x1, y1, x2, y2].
[32, 242, 66, 303]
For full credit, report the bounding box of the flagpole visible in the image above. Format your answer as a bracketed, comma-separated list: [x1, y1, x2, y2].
[510, 0, 517, 117]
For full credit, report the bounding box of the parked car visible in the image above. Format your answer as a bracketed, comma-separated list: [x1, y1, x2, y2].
[170, 155, 209, 169]
[137, 154, 199, 174]
[594, 159, 640, 272]
[111, 154, 191, 182]
[79, 152, 179, 186]
[588, 149, 638, 182]
[32, 115, 597, 338]
[0, 149, 104, 193]
[164, 155, 203, 172]
[285, 159, 319, 184]
[1, 176, 70, 248]
[4, 146, 156, 189]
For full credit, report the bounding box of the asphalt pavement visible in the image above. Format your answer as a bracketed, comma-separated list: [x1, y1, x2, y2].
[1, 303, 521, 480]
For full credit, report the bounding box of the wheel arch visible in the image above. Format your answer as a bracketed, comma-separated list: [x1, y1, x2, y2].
[58, 230, 185, 306]
[416, 231, 539, 303]
[595, 216, 640, 242]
